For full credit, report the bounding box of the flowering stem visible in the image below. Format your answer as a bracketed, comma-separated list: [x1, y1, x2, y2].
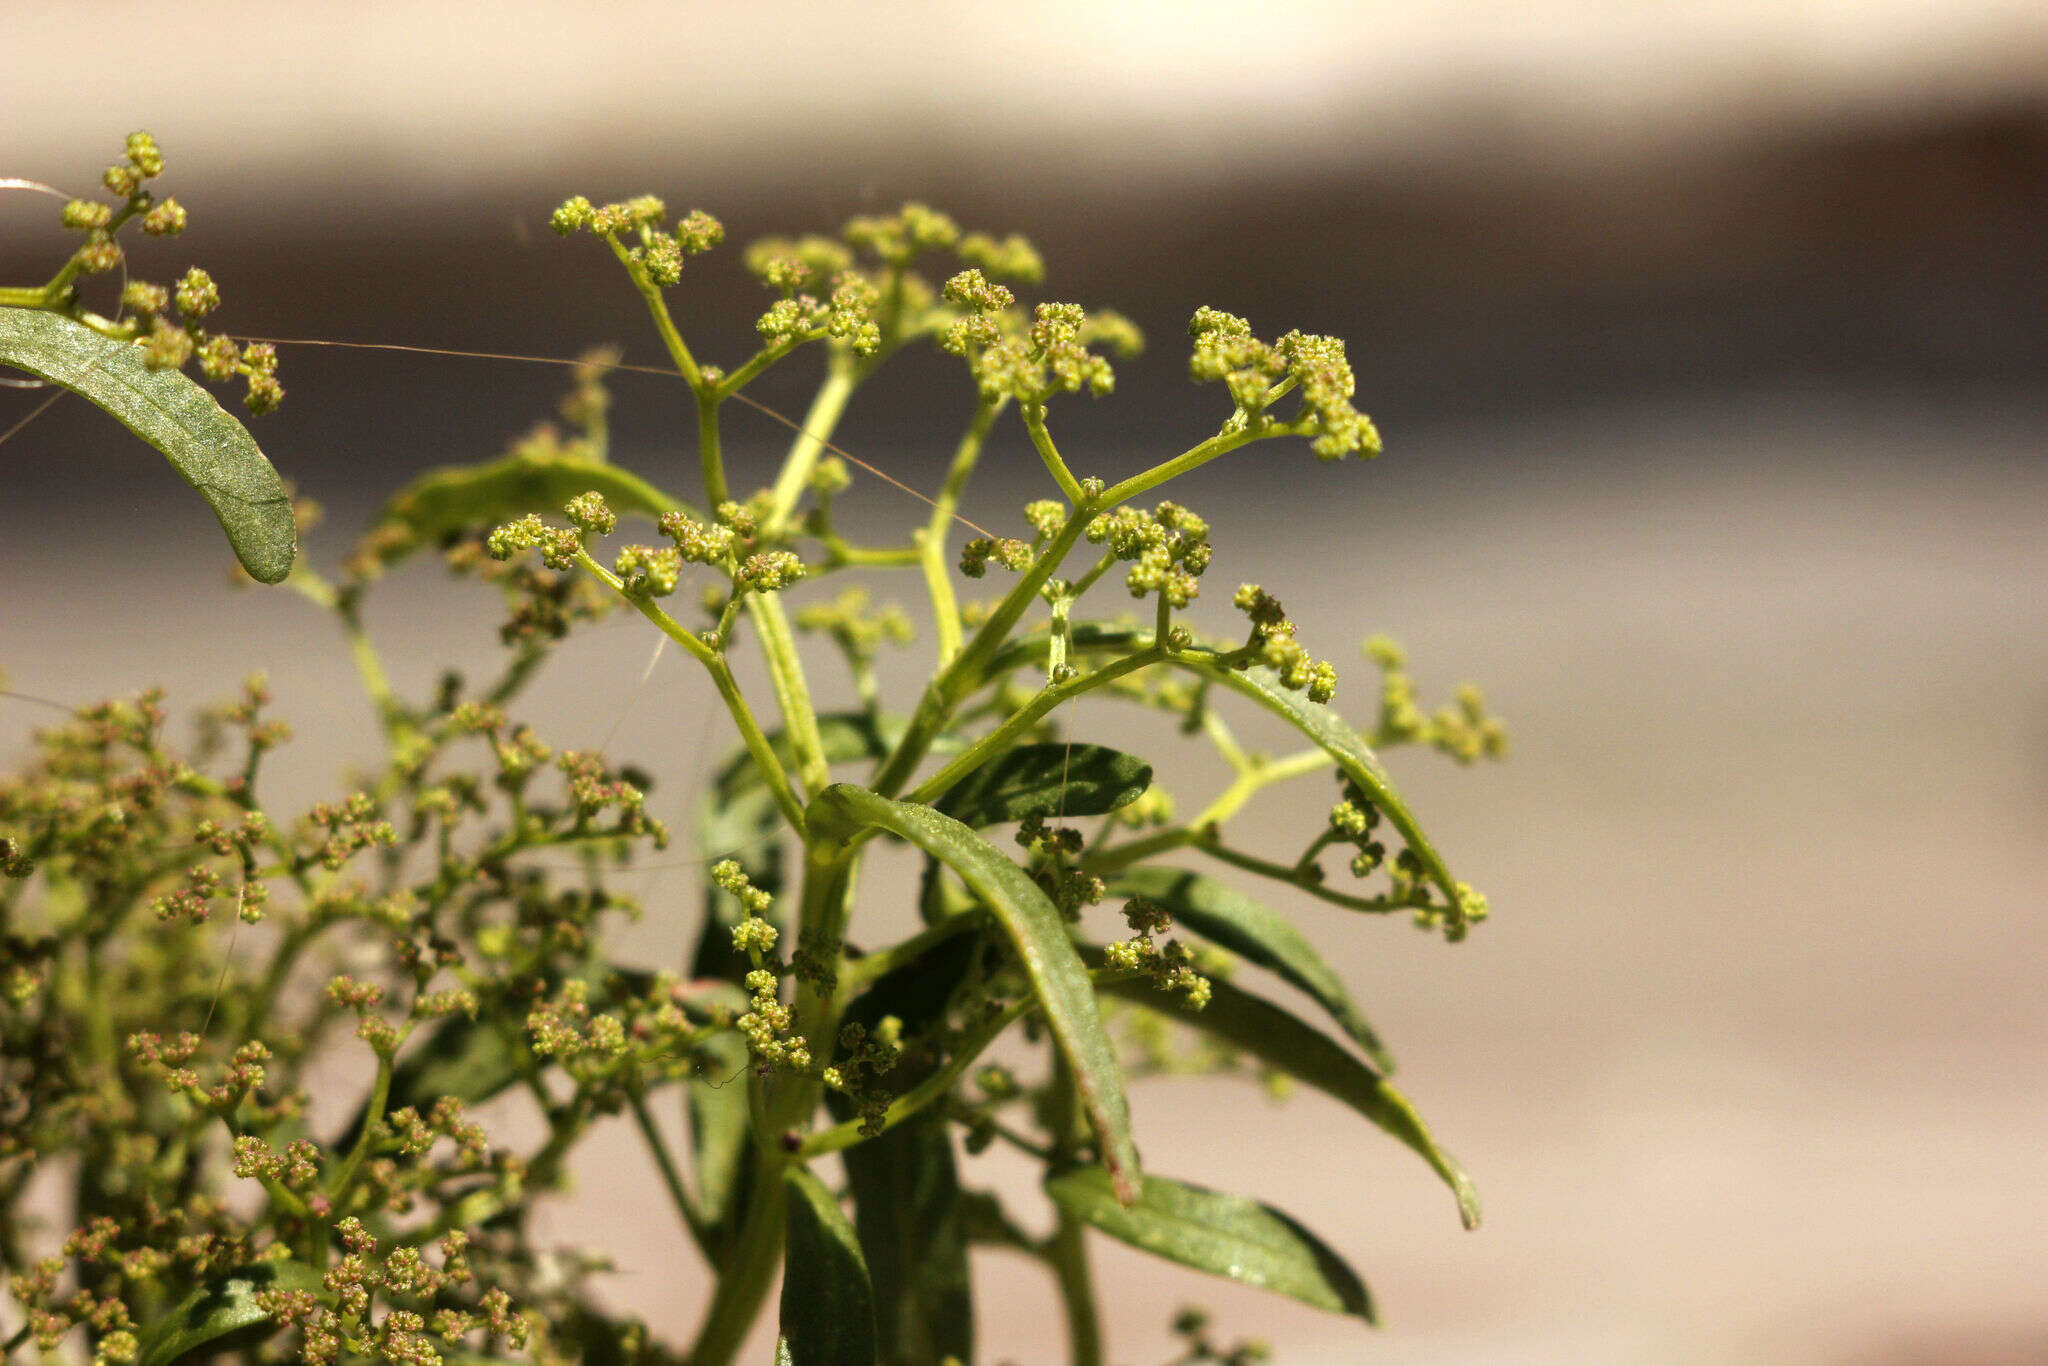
[921, 396, 1005, 664]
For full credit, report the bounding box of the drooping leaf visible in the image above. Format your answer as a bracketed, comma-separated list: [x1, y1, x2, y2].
[1103, 973, 1480, 1229]
[780, 1166, 878, 1366]
[842, 1117, 974, 1366]
[1182, 659, 1470, 931]
[360, 449, 688, 569]
[136, 1259, 327, 1366]
[932, 742, 1152, 827]
[808, 784, 1140, 1205]
[0, 308, 295, 583]
[1110, 865, 1393, 1071]
[1045, 1167, 1373, 1321]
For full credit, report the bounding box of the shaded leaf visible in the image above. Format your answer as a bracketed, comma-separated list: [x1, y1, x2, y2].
[1110, 865, 1393, 1071]
[842, 1118, 973, 1366]
[808, 784, 1140, 1204]
[1102, 973, 1480, 1229]
[0, 308, 294, 582]
[933, 742, 1151, 827]
[1046, 1167, 1373, 1320]
[136, 1259, 327, 1366]
[780, 1166, 878, 1366]
[683, 1026, 753, 1241]
[363, 450, 688, 569]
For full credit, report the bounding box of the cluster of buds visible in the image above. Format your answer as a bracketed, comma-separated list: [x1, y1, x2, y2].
[819, 1018, 905, 1137]
[1086, 501, 1213, 608]
[1016, 813, 1104, 918]
[794, 587, 914, 666]
[938, 269, 1141, 404]
[1188, 308, 1379, 459]
[301, 792, 397, 874]
[1363, 637, 1507, 762]
[754, 271, 881, 357]
[50, 135, 285, 412]
[958, 535, 1033, 579]
[1169, 1306, 1271, 1365]
[550, 194, 723, 288]
[715, 861, 811, 1072]
[1102, 896, 1212, 1009]
[1231, 585, 1338, 703]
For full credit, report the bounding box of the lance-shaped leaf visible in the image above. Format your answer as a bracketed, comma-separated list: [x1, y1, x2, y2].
[683, 1025, 753, 1242]
[136, 1259, 327, 1366]
[1109, 865, 1393, 1072]
[1181, 659, 1470, 931]
[1103, 973, 1479, 1229]
[842, 1117, 974, 1366]
[0, 308, 294, 582]
[780, 1166, 878, 1366]
[1046, 1167, 1373, 1321]
[361, 450, 689, 570]
[933, 742, 1152, 827]
[808, 784, 1140, 1205]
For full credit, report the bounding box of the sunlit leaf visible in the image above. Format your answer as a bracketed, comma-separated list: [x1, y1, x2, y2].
[1104, 973, 1479, 1228]
[933, 742, 1151, 827]
[808, 784, 1140, 1204]
[0, 308, 294, 582]
[136, 1259, 327, 1366]
[1045, 1167, 1373, 1320]
[1110, 865, 1393, 1071]
[780, 1166, 878, 1366]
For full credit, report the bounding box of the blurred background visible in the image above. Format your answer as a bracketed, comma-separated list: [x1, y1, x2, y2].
[4, 3, 2045, 1362]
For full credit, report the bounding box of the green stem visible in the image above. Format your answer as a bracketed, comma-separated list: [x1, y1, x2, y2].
[762, 360, 857, 540]
[1022, 404, 1084, 504]
[696, 389, 728, 508]
[742, 592, 830, 797]
[629, 1087, 712, 1257]
[326, 1047, 396, 1201]
[573, 550, 807, 835]
[873, 511, 1096, 798]
[1100, 425, 1262, 508]
[608, 236, 704, 390]
[920, 397, 1005, 665]
[904, 646, 1166, 810]
[1047, 1053, 1105, 1366]
[682, 1143, 788, 1366]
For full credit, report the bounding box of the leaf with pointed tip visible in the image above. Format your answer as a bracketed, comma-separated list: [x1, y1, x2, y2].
[933, 742, 1151, 827]
[1110, 865, 1393, 1072]
[1103, 973, 1480, 1229]
[1046, 1167, 1373, 1320]
[808, 784, 1140, 1205]
[136, 1259, 327, 1366]
[1, 308, 294, 582]
[780, 1166, 878, 1366]
[362, 450, 689, 569]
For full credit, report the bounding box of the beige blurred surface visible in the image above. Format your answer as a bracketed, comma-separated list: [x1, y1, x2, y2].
[5, 3, 2047, 1360]
[6, 395, 2045, 1363]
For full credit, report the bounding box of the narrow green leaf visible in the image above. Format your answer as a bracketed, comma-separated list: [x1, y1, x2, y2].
[1103, 973, 1480, 1229]
[933, 742, 1152, 827]
[808, 784, 1140, 1205]
[1184, 659, 1469, 931]
[1109, 865, 1393, 1072]
[842, 1118, 973, 1366]
[684, 1026, 753, 1239]
[1046, 1167, 1373, 1321]
[780, 1166, 878, 1366]
[0, 308, 294, 582]
[136, 1259, 327, 1366]
[362, 450, 689, 568]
